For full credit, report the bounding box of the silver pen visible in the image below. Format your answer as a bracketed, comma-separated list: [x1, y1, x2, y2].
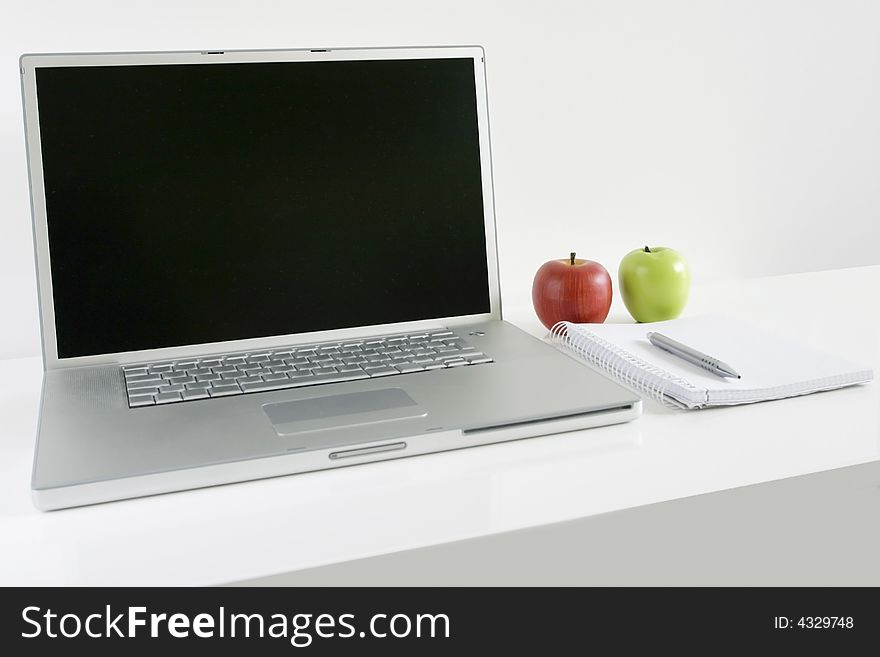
[646, 332, 742, 379]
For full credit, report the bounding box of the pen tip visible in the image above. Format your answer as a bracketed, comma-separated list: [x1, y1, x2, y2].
[736, 375, 742, 379]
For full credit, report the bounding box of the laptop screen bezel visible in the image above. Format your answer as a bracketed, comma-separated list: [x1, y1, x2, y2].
[20, 46, 501, 370]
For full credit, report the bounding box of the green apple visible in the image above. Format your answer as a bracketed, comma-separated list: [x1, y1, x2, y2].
[618, 246, 691, 322]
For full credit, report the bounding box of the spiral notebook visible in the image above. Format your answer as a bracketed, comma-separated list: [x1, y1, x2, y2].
[550, 315, 873, 409]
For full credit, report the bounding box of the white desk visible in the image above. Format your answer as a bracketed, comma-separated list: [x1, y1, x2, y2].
[1, 267, 877, 585]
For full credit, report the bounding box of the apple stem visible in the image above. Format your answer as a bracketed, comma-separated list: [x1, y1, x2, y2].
[644, 246, 651, 253]
[570, 252, 576, 265]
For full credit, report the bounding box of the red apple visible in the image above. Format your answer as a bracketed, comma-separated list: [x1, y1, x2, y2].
[531, 252, 612, 330]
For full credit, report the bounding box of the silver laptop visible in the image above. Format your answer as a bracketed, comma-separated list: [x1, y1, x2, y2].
[20, 46, 641, 510]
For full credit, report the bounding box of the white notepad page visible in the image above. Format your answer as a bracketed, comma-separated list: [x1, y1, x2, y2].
[566, 315, 873, 408]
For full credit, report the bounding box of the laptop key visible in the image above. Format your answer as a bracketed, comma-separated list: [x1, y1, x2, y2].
[165, 375, 196, 385]
[182, 389, 210, 400]
[366, 366, 398, 377]
[126, 378, 164, 390]
[240, 379, 293, 393]
[128, 386, 161, 396]
[289, 371, 369, 386]
[126, 374, 164, 384]
[208, 384, 242, 397]
[262, 372, 289, 382]
[128, 393, 155, 407]
[154, 391, 182, 404]
[395, 364, 425, 374]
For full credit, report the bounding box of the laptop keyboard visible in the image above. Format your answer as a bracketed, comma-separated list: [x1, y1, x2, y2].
[122, 329, 492, 408]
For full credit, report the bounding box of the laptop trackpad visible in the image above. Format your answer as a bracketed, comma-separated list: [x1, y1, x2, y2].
[262, 388, 426, 436]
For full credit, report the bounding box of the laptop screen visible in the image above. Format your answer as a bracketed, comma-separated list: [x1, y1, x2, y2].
[34, 57, 491, 358]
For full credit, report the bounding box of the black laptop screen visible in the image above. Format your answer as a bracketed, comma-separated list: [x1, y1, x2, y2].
[35, 57, 491, 358]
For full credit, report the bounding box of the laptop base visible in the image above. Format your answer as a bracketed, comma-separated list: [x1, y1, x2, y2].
[32, 320, 641, 510]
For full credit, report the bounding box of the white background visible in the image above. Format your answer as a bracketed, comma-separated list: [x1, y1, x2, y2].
[2, 0, 879, 360]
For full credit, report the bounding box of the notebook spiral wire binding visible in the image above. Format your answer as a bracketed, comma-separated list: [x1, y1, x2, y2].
[549, 321, 704, 409]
